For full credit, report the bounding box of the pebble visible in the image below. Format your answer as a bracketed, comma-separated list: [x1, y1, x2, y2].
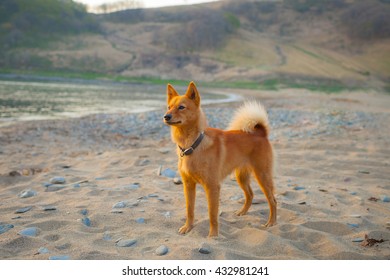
[103, 232, 112, 241]
[294, 186, 306, 191]
[15, 206, 33, 213]
[80, 209, 88, 215]
[157, 148, 170, 154]
[350, 191, 357, 195]
[230, 195, 243, 201]
[116, 239, 137, 247]
[358, 170, 370, 174]
[0, 224, 14, 234]
[112, 201, 127, 208]
[161, 168, 176, 178]
[18, 227, 39, 237]
[43, 206, 57, 211]
[155, 245, 169, 256]
[82, 217, 91, 227]
[349, 214, 361, 218]
[163, 211, 171, 218]
[173, 177, 182, 185]
[136, 217, 145, 224]
[198, 243, 212, 254]
[352, 238, 364, 242]
[148, 193, 159, 198]
[347, 223, 359, 228]
[50, 177, 66, 184]
[45, 185, 66, 192]
[19, 189, 37, 198]
[49, 255, 71, 260]
[124, 183, 140, 190]
[38, 247, 49, 254]
[381, 195, 390, 203]
[73, 183, 81, 188]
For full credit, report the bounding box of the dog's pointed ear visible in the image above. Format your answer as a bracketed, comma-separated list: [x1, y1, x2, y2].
[185, 81, 200, 106]
[167, 84, 179, 103]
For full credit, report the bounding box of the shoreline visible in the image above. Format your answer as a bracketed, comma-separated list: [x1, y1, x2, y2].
[0, 89, 389, 260]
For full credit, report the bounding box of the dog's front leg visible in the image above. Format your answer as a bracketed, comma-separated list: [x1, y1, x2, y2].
[178, 176, 196, 235]
[205, 183, 221, 237]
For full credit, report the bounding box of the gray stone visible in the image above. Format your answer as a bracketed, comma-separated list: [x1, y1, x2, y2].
[148, 193, 159, 198]
[198, 243, 211, 254]
[161, 168, 176, 178]
[50, 177, 66, 184]
[173, 177, 182, 185]
[116, 239, 137, 247]
[294, 186, 305, 191]
[113, 201, 127, 208]
[136, 217, 145, 224]
[38, 247, 49, 254]
[0, 224, 14, 234]
[18, 227, 39, 237]
[45, 185, 66, 192]
[80, 209, 88, 215]
[43, 206, 57, 211]
[352, 238, 364, 242]
[15, 206, 33, 213]
[19, 189, 37, 198]
[49, 255, 71, 260]
[382, 195, 390, 203]
[347, 223, 359, 228]
[82, 217, 91, 227]
[155, 245, 169, 256]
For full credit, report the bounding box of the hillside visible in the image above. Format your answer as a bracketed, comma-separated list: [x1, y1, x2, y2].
[1, 0, 389, 90]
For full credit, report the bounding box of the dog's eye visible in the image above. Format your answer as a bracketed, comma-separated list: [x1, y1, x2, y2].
[178, 105, 185, 110]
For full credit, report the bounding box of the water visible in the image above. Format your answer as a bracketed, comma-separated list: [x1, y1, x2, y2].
[0, 79, 238, 126]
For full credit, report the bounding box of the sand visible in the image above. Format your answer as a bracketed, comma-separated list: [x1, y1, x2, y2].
[0, 88, 389, 260]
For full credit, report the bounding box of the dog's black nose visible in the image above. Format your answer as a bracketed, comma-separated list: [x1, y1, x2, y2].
[164, 114, 172, 121]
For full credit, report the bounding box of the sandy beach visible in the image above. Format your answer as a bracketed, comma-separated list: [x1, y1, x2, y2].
[0, 88, 389, 260]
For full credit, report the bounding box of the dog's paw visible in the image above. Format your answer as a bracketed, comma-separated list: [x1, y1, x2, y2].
[178, 224, 193, 235]
[234, 208, 248, 216]
[263, 220, 276, 227]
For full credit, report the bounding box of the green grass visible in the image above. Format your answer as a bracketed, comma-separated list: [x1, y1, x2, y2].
[0, 68, 358, 93]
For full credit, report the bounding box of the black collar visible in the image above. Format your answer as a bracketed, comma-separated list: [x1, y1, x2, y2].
[178, 132, 205, 157]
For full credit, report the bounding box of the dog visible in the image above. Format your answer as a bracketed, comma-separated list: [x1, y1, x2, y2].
[163, 81, 277, 237]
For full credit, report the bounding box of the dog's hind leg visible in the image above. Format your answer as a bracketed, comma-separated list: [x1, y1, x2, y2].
[252, 167, 277, 227]
[234, 168, 253, 216]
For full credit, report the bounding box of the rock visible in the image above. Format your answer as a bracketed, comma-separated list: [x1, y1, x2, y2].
[163, 211, 171, 218]
[352, 238, 364, 242]
[43, 206, 57, 211]
[116, 239, 137, 247]
[198, 243, 212, 254]
[350, 191, 357, 195]
[45, 185, 66, 192]
[82, 217, 91, 227]
[173, 177, 182, 185]
[80, 209, 88, 215]
[148, 194, 159, 198]
[136, 159, 150, 166]
[294, 186, 305, 191]
[38, 247, 49, 254]
[157, 165, 162, 176]
[73, 183, 81, 188]
[161, 168, 176, 178]
[49, 255, 71, 260]
[347, 223, 359, 228]
[349, 214, 361, 218]
[381, 195, 390, 203]
[103, 232, 112, 241]
[0, 224, 14, 234]
[123, 183, 140, 190]
[136, 217, 145, 224]
[113, 201, 127, 208]
[18, 227, 39, 237]
[157, 148, 170, 154]
[50, 177, 66, 184]
[358, 170, 370, 174]
[19, 189, 37, 198]
[15, 206, 33, 213]
[155, 245, 169, 256]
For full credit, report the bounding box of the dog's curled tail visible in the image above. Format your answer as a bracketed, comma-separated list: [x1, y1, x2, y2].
[228, 101, 270, 136]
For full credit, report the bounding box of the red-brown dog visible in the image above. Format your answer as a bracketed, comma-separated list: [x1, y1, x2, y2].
[163, 81, 276, 237]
